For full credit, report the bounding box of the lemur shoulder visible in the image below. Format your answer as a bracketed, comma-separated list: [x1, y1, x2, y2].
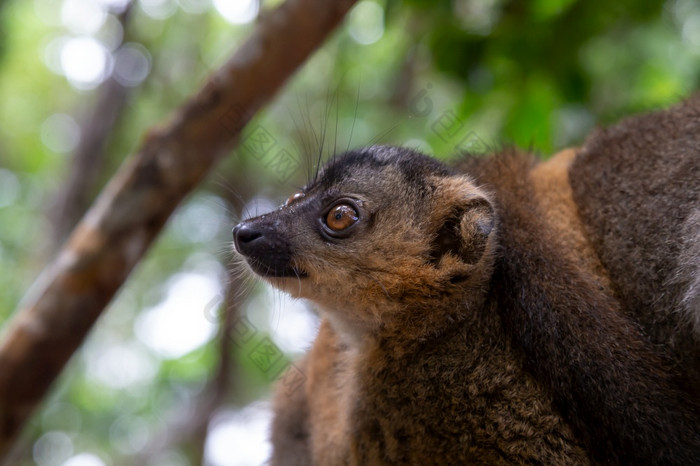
[233, 95, 700, 464]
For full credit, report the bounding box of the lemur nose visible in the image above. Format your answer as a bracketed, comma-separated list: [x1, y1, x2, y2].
[233, 223, 263, 255]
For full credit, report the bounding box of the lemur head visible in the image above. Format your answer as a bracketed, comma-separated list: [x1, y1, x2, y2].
[233, 146, 497, 340]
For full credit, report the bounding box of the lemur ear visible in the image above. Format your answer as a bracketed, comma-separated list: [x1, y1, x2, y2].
[430, 196, 495, 265]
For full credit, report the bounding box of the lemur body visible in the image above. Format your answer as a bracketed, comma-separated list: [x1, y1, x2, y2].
[233, 97, 700, 464]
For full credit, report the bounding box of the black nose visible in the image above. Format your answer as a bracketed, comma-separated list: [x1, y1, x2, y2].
[233, 223, 263, 255]
[231, 220, 303, 278]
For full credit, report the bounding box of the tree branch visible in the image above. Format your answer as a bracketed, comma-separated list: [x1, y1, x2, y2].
[0, 0, 356, 457]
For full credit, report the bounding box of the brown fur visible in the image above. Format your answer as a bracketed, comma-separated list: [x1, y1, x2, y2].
[529, 148, 612, 292]
[269, 355, 312, 466]
[570, 96, 700, 379]
[234, 99, 700, 465]
[461, 148, 699, 464]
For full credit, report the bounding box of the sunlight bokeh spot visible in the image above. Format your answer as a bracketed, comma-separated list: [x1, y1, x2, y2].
[40, 114, 81, 154]
[135, 272, 220, 359]
[213, 0, 258, 24]
[85, 342, 157, 389]
[682, 14, 700, 46]
[265, 285, 319, 354]
[43, 37, 70, 75]
[62, 453, 106, 466]
[109, 415, 151, 455]
[96, 14, 125, 51]
[60, 37, 111, 89]
[113, 43, 152, 87]
[33, 431, 73, 466]
[140, 0, 178, 19]
[61, 0, 108, 35]
[0, 169, 20, 208]
[204, 402, 272, 466]
[173, 195, 227, 243]
[347, 1, 385, 45]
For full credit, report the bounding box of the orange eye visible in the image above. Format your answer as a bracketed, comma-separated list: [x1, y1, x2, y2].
[326, 204, 359, 231]
[285, 191, 305, 206]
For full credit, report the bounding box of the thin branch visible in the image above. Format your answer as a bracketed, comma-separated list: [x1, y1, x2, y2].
[130, 273, 242, 465]
[133, 182, 255, 465]
[0, 0, 356, 458]
[48, 3, 135, 250]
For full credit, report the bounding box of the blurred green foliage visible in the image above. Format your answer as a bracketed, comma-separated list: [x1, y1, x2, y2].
[0, 0, 698, 464]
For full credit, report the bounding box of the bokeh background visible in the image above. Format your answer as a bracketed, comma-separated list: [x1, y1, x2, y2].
[0, 0, 698, 465]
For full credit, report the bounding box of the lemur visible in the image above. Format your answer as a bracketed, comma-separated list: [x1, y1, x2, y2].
[233, 95, 700, 464]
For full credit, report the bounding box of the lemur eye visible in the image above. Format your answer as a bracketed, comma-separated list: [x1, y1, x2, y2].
[326, 204, 358, 231]
[285, 191, 305, 206]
